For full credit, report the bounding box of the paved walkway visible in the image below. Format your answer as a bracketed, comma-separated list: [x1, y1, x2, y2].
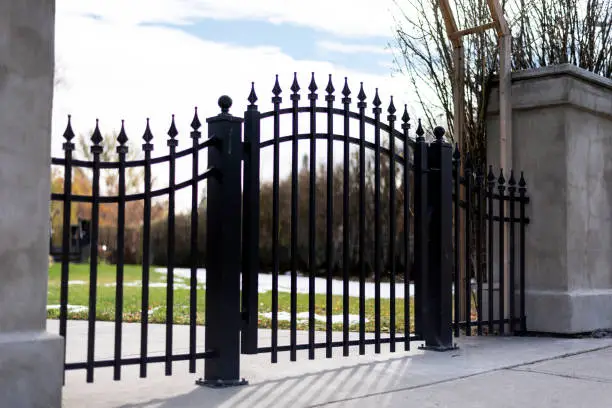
[53, 321, 612, 408]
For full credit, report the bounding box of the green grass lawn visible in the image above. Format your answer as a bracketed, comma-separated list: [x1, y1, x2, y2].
[47, 263, 414, 333]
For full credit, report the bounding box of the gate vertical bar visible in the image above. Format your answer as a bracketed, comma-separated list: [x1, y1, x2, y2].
[308, 73, 318, 360]
[357, 83, 367, 355]
[325, 75, 335, 359]
[373, 89, 382, 354]
[114, 121, 128, 381]
[189, 109, 202, 373]
[60, 116, 75, 369]
[165, 116, 178, 376]
[412, 120, 427, 339]
[86, 120, 103, 383]
[271, 77, 282, 363]
[464, 154, 472, 336]
[290, 74, 300, 362]
[199, 96, 246, 386]
[401, 106, 411, 351]
[341, 78, 351, 357]
[387, 97, 397, 352]
[140, 120, 153, 378]
[242, 83, 261, 355]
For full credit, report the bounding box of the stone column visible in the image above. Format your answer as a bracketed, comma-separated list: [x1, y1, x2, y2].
[0, 1, 63, 407]
[487, 64, 612, 334]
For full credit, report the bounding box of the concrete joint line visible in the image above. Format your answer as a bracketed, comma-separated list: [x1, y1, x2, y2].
[507, 367, 612, 384]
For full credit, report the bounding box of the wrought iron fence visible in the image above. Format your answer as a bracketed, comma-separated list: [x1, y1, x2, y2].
[51, 110, 217, 383]
[49, 72, 531, 386]
[451, 150, 530, 336]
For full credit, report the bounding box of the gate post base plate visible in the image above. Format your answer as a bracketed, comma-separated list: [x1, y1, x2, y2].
[196, 378, 249, 388]
[418, 344, 459, 352]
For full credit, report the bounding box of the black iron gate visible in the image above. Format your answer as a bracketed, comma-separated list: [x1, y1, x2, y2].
[50, 73, 530, 387]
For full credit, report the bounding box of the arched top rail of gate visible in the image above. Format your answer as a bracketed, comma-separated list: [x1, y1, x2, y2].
[51, 110, 216, 204]
[246, 73, 420, 164]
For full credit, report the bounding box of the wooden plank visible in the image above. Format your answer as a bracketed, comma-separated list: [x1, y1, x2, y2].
[499, 34, 512, 331]
[449, 22, 497, 40]
[453, 45, 467, 323]
[487, 0, 510, 36]
[439, 0, 460, 46]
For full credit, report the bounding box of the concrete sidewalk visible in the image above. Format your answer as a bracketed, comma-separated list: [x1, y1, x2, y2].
[54, 321, 612, 408]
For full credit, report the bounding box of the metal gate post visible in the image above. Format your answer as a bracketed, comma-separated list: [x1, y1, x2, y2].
[198, 96, 247, 387]
[421, 126, 455, 351]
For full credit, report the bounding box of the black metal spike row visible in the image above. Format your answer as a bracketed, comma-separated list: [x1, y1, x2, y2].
[142, 119, 154, 151]
[272, 75, 282, 104]
[91, 119, 103, 146]
[341, 78, 351, 106]
[508, 170, 516, 189]
[401, 105, 410, 134]
[342, 77, 351, 98]
[63, 115, 75, 142]
[290, 72, 300, 94]
[325, 74, 335, 95]
[168, 115, 178, 138]
[248, 82, 258, 106]
[308, 72, 318, 94]
[388, 96, 396, 116]
[415, 119, 425, 141]
[117, 120, 128, 145]
[519, 172, 527, 188]
[191, 107, 202, 131]
[117, 121, 129, 154]
[372, 88, 382, 108]
[357, 82, 366, 103]
[487, 165, 496, 184]
[498, 169, 506, 185]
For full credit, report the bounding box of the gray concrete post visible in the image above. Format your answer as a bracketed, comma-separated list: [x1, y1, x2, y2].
[0, 1, 64, 406]
[487, 64, 612, 334]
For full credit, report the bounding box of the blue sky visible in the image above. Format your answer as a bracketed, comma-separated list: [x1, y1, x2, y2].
[144, 19, 394, 76]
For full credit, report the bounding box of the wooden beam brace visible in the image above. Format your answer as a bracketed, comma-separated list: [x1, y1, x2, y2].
[439, 0, 461, 47]
[486, 0, 510, 36]
[449, 22, 497, 40]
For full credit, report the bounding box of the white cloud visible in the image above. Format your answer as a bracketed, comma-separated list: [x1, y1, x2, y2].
[317, 41, 392, 55]
[53, 1, 429, 212]
[59, 0, 399, 38]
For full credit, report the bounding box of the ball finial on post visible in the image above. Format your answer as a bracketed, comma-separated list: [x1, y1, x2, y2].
[218, 95, 233, 114]
[433, 126, 446, 142]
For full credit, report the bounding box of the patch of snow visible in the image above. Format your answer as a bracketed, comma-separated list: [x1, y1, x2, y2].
[68, 280, 87, 285]
[259, 312, 367, 325]
[47, 304, 88, 313]
[156, 267, 416, 299]
[103, 281, 190, 290]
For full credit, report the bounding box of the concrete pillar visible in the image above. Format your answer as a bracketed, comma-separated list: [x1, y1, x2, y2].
[487, 64, 612, 334]
[0, 1, 63, 407]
